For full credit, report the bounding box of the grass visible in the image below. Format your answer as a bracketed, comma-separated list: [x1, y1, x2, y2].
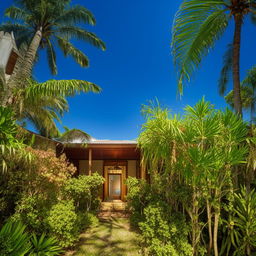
[66, 217, 142, 256]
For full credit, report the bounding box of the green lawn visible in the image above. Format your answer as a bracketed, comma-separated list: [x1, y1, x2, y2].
[66, 217, 142, 256]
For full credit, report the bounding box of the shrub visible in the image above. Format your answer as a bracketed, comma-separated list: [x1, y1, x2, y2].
[12, 194, 49, 234]
[0, 220, 31, 256]
[126, 177, 151, 226]
[47, 200, 78, 248]
[62, 173, 104, 211]
[139, 202, 192, 256]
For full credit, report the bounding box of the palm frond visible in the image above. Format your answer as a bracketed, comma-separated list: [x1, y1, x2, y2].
[25, 79, 101, 98]
[46, 39, 57, 75]
[57, 37, 89, 67]
[218, 43, 233, 95]
[25, 108, 61, 138]
[172, 0, 228, 94]
[242, 66, 256, 89]
[58, 129, 91, 143]
[57, 26, 106, 50]
[5, 6, 29, 21]
[55, 5, 96, 25]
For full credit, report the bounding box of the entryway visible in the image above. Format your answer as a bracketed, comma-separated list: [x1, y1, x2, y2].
[103, 161, 127, 201]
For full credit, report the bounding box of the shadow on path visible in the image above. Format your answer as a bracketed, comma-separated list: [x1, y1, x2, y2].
[66, 217, 141, 256]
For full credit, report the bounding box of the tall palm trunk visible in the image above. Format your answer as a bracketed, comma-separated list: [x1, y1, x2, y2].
[2, 28, 42, 107]
[232, 14, 243, 116]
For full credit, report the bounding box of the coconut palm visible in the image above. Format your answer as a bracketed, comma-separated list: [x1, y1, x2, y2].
[172, 0, 256, 115]
[0, 0, 105, 105]
[18, 78, 101, 138]
[0, 69, 101, 138]
[225, 66, 256, 123]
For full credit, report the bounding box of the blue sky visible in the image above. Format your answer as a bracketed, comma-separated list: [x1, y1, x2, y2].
[1, 1, 256, 140]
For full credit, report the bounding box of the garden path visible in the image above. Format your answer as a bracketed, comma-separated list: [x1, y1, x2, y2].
[65, 217, 142, 256]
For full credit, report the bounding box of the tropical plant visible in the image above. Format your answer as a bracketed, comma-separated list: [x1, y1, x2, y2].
[0, 0, 105, 104]
[221, 187, 256, 256]
[0, 75, 101, 138]
[172, 0, 256, 115]
[138, 98, 248, 256]
[0, 106, 31, 173]
[225, 66, 256, 123]
[62, 173, 105, 211]
[47, 200, 78, 248]
[57, 127, 91, 143]
[17, 78, 101, 138]
[0, 220, 31, 256]
[29, 233, 63, 256]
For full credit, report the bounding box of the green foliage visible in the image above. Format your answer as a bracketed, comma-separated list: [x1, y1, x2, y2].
[172, 0, 229, 93]
[137, 98, 248, 255]
[0, 107, 17, 145]
[1, 0, 105, 74]
[13, 194, 49, 234]
[139, 202, 192, 256]
[0, 106, 31, 173]
[29, 233, 63, 256]
[221, 187, 256, 256]
[47, 200, 79, 248]
[0, 220, 31, 256]
[126, 177, 151, 226]
[62, 173, 104, 211]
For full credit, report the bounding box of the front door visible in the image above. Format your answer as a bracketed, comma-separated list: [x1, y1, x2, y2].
[108, 174, 121, 200]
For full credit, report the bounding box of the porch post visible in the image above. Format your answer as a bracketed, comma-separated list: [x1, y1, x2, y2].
[88, 148, 92, 175]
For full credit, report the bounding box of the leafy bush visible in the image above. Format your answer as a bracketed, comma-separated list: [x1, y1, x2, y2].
[12, 194, 49, 234]
[0, 220, 31, 256]
[139, 202, 192, 256]
[62, 173, 104, 211]
[126, 177, 151, 226]
[47, 200, 79, 248]
[29, 233, 63, 256]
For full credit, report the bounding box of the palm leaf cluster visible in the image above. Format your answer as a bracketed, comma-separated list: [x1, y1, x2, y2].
[172, 0, 256, 114]
[0, 0, 105, 75]
[16, 79, 101, 138]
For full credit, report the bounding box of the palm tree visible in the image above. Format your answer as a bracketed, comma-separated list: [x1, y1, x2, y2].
[0, 71, 101, 137]
[225, 66, 256, 123]
[172, 0, 256, 115]
[0, 0, 105, 105]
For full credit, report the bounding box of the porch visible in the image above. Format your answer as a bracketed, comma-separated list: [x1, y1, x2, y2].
[61, 139, 146, 201]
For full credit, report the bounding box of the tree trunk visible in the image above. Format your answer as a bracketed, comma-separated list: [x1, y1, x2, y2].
[213, 194, 220, 256]
[207, 199, 213, 256]
[191, 187, 200, 256]
[232, 14, 243, 116]
[1, 28, 42, 107]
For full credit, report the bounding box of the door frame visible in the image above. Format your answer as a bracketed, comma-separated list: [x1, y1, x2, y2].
[103, 160, 127, 201]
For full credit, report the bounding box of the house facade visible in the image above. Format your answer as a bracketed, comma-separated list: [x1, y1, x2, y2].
[59, 139, 146, 201]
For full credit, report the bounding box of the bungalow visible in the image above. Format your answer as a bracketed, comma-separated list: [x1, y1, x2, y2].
[21, 128, 147, 202]
[58, 137, 146, 201]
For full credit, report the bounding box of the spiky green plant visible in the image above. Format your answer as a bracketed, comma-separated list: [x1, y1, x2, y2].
[0, 220, 31, 256]
[29, 233, 63, 256]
